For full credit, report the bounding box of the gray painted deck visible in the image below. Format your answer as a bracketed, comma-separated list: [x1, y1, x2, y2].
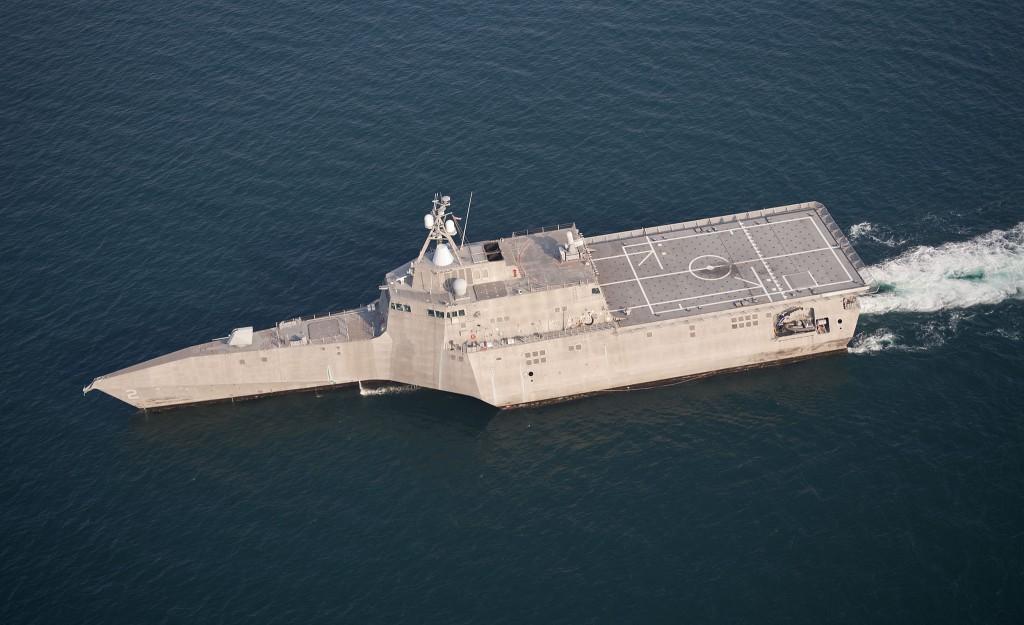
[587, 206, 865, 326]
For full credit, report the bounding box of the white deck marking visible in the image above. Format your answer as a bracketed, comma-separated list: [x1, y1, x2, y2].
[732, 268, 760, 287]
[597, 244, 839, 287]
[738, 219, 785, 298]
[810, 217, 854, 283]
[618, 215, 814, 248]
[622, 244, 655, 314]
[619, 283, 762, 308]
[782, 271, 815, 291]
[607, 279, 854, 313]
[592, 211, 865, 320]
[591, 249, 653, 262]
[590, 251, 632, 261]
[645, 236, 664, 270]
[590, 215, 815, 261]
[751, 266, 773, 302]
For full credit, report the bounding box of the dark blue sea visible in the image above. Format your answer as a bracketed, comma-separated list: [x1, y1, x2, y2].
[3, 1, 1023, 623]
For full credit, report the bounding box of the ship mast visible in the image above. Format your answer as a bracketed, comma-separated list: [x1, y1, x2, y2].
[416, 194, 464, 267]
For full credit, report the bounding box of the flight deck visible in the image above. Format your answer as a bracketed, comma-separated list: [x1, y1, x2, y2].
[585, 202, 867, 327]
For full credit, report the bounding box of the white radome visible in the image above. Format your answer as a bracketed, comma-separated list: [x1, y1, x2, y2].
[227, 326, 254, 347]
[432, 243, 454, 267]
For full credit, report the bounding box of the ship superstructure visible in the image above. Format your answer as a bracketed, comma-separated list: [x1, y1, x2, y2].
[85, 196, 869, 410]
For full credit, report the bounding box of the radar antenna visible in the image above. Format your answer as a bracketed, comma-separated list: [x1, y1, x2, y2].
[416, 193, 465, 266]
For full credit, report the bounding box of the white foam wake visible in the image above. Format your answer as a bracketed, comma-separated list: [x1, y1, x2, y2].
[847, 328, 903, 354]
[860, 223, 1024, 315]
[848, 311, 971, 354]
[358, 383, 419, 397]
[848, 222, 907, 248]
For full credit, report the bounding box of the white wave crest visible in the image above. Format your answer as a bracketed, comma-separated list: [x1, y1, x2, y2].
[848, 313, 967, 354]
[860, 223, 1024, 314]
[848, 222, 906, 248]
[358, 383, 419, 397]
[988, 328, 1022, 341]
[848, 328, 903, 354]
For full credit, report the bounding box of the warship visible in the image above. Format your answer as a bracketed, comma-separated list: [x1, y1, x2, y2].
[84, 195, 869, 410]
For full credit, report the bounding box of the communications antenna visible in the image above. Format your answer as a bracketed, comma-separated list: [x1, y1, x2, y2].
[416, 193, 464, 266]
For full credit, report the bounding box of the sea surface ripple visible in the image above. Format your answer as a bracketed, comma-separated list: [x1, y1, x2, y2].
[2, 1, 1024, 624]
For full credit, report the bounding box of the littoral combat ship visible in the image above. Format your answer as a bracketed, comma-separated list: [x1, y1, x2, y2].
[85, 195, 869, 410]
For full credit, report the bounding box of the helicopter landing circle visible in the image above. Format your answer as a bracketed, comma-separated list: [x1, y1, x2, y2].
[688, 255, 732, 281]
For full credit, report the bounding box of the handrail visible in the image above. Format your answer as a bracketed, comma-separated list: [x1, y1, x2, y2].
[509, 277, 593, 296]
[509, 222, 576, 237]
[812, 204, 868, 271]
[275, 303, 382, 345]
[464, 321, 616, 353]
[580, 201, 869, 274]
[426, 275, 597, 307]
[278, 302, 378, 327]
[583, 201, 826, 245]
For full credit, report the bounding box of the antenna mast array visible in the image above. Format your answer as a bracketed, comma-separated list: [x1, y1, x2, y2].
[459, 191, 473, 250]
[416, 194, 464, 267]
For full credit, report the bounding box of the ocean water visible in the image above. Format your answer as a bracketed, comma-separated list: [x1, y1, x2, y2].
[3, 1, 1024, 623]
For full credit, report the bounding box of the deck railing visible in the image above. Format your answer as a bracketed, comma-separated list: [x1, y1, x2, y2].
[580, 201, 869, 274]
[463, 321, 616, 353]
[509, 222, 576, 237]
[276, 303, 382, 345]
[812, 204, 867, 270]
[510, 277, 594, 296]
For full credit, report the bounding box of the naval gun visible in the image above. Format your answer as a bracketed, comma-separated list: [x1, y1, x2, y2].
[774, 306, 833, 337]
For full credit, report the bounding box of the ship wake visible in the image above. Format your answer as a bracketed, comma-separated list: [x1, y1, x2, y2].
[848, 311, 973, 354]
[358, 382, 420, 397]
[848, 221, 908, 249]
[850, 223, 1024, 354]
[859, 222, 1024, 315]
